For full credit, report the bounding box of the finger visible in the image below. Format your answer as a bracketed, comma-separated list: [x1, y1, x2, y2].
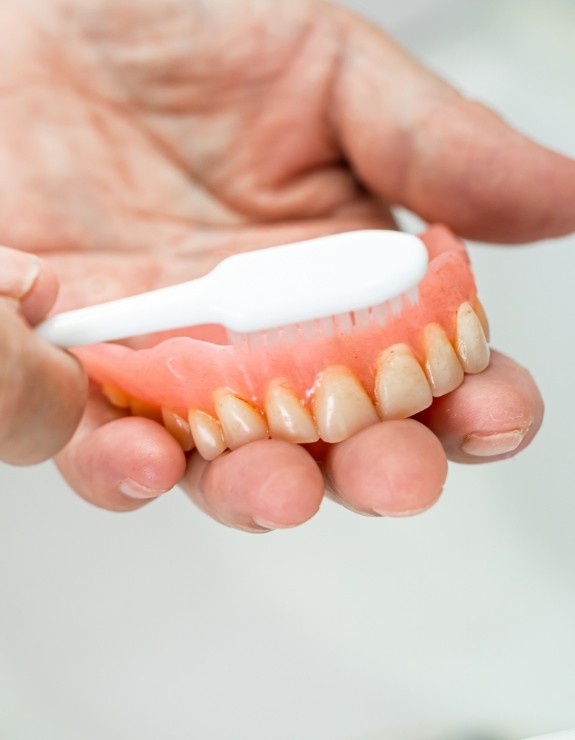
[0, 248, 86, 465]
[324, 419, 447, 517]
[56, 390, 187, 511]
[331, 7, 575, 242]
[416, 350, 543, 463]
[0, 245, 59, 324]
[0, 308, 87, 464]
[181, 440, 324, 532]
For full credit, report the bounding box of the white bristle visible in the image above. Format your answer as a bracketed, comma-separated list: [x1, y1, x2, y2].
[261, 325, 286, 345]
[284, 325, 301, 344]
[334, 312, 354, 333]
[228, 281, 422, 348]
[319, 316, 335, 338]
[352, 308, 371, 328]
[227, 330, 247, 347]
[406, 284, 420, 306]
[300, 320, 317, 341]
[247, 332, 266, 350]
[372, 302, 390, 325]
[390, 296, 404, 315]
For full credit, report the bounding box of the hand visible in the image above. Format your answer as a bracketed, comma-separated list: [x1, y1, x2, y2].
[1, 0, 572, 525]
[0, 247, 86, 465]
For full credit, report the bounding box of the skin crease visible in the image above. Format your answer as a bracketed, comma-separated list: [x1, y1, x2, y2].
[0, 0, 573, 527]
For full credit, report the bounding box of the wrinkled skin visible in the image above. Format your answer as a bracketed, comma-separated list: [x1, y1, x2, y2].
[1, 0, 573, 529]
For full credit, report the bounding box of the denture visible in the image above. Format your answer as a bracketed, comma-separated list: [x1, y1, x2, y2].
[74, 227, 490, 460]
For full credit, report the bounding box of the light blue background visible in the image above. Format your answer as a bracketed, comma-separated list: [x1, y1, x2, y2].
[1, 1, 574, 738]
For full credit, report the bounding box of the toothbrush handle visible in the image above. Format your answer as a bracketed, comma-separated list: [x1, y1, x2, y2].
[36, 274, 215, 347]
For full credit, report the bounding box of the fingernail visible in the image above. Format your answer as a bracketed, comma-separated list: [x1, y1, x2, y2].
[461, 429, 526, 457]
[0, 246, 41, 298]
[252, 517, 291, 530]
[373, 492, 443, 518]
[119, 479, 167, 500]
[373, 505, 434, 517]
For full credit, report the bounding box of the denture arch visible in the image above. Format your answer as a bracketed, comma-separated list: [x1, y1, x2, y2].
[76, 232, 490, 461]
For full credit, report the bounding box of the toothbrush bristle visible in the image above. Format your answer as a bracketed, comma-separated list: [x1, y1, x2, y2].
[226, 284, 421, 348]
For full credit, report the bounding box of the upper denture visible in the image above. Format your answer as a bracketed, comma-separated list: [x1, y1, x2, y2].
[78, 239, 489, 460]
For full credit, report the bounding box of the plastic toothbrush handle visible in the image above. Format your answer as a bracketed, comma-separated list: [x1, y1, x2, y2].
[35, 273, 216, 347]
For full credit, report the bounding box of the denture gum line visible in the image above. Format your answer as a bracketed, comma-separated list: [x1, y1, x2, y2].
[101, 297, 490, 462]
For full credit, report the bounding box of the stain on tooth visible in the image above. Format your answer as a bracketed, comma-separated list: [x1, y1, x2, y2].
[162, 407, 195, 451]
[375, 344, 433, 420]
[214, 391, 268, 450]
[265, 380, 319, 444]
[422, 323, 464, 397]
[102, 383, 131, 409]
[188, 410, 227, 461]
[312, 366, 379, 444]
[455, 302, 490, 374]
[473, 297, 490, 342]
[130, 397, 163, 422]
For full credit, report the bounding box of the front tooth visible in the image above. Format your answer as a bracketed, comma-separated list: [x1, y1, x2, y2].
[162, 407, 195, 451]
[188, 410, 227, 461]
[214, 392, 268, 450]
[265, 381, 319, 443]
[422, 323, 464, 397]
[312, 366, 379, 443]
[455, 302, 490, 374]
[473, 298, 490, 341]
[374, 344, 433, 420]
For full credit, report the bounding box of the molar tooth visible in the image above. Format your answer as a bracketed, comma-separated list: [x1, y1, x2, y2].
[312, 366, 379, 443]
[188, 410, 227, 461]
[455, 302, 490, 374]
[162, 408, 195, 451]
[375, 344, 433, 420]
[214, 392, 268, 450]
[473, 298, 490, 341]
[102, 383, 131, 409]
[129, 397, 163, 422]
[422, 323, 464, 397]
[265, 381, 319, 444]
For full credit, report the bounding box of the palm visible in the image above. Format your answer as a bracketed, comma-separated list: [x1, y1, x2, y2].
[3, 0, 570, 524]
[0, 0, 391, 312]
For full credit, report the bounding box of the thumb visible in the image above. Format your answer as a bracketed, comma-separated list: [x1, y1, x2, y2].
[0, 246, 87, 465]
[329, 6, 575, 243]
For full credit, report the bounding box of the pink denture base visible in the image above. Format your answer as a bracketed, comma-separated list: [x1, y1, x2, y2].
[75, 239, 476, 418]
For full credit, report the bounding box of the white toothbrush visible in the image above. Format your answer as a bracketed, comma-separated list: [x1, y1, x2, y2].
[35, 230, 428, 347]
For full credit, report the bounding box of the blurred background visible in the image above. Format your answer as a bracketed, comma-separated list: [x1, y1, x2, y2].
[1, 0, 574, 738]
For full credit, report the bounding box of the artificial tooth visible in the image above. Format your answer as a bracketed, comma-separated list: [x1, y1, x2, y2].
[265, 381, 319, 444]
[188, 410, 227, 461]
[102, 383, 131, 409]
[454, 302, 490, 374]
[422, 323, 464, 397]
[162, 408, 195, 451]
[473, 298, 490, 341]
[374, 344, 433, 420]
[214, 392, 268, 450]
[130, 397, 163, 422]
[312, 366, 379, 443]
